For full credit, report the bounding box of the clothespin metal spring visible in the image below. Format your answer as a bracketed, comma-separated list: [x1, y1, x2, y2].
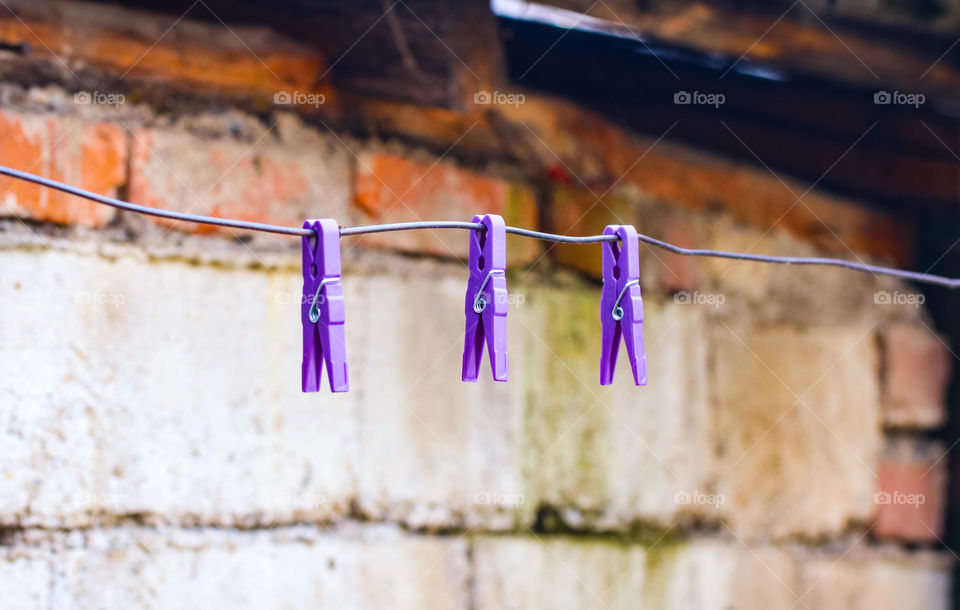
[611, 279, 640, 321]
[473, 269, 506, 313]
[309, 277, 339, 323]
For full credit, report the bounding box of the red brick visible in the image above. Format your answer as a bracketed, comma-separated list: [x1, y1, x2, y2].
[873, 438, 947, 543]
[545, 186, 631, 278]
[353, 152, 539, 264]
[397, 92, 913, 267]
[609, 141, 913, 267]
[882, 322, 951, 429]
[546, 186, 702, 292]
[128, 128, 351, 235]
[655, 214, 701, 293]
[0, 111, 125, 226]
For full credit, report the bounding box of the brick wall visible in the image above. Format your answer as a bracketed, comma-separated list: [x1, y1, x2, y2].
[0, 3, 953, 608]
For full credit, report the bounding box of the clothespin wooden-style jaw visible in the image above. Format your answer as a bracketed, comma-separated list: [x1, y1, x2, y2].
[301, 219, 349, 393]
[462, 214, 509, 382]
[599, 224, 647, 386]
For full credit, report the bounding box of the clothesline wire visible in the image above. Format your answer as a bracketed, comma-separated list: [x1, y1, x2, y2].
[0, 164, 957, 289]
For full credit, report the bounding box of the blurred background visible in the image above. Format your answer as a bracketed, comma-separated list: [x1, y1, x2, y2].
[0, 0, 957, 608]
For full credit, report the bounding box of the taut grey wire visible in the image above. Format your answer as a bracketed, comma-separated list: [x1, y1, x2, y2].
[0, 164, 956, 288]
[0, 166, 315, 236]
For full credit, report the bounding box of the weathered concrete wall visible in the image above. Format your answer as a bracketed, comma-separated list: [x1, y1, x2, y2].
[0, 202, 951, 608]
[0, 5, 952, 604]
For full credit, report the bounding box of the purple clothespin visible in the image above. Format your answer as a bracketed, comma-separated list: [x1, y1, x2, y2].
[600, 224, 647, 386]
[302, 218, 349, 393]
[462, 214, 508, 382]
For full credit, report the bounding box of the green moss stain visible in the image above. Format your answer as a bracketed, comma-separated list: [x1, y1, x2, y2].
[641, 541, 687, 610]
[521, 285, 612, 511]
